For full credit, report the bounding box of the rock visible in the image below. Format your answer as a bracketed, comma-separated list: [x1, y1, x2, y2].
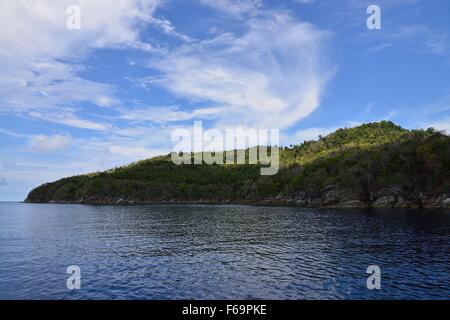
[295, 199, 308, 207]
[296, 191, 307, 200]
[338, 188, 359, 203]
[393, 196, 408, 208]
[295, 191, 308, 206]
[321, 185, 340, 206]
[340, 200, 365, 208]
[285, 199, 296, 206]
[323, 190, 339, 206]
[323, 185, 336, 193]
[308, 199, 322, 208]
[380, 186, 403, 196]
[306, 191, 322, 200]
[427, 194, 450, 207]
[373, 196, 396, 208]
[275, 193, 284, 200]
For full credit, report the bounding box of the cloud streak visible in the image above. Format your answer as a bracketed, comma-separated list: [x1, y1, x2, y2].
[28, 134, 73, 152]
[197, 0, 263, 17]
[147, 11, 333, 130]
[0, 0, 163, 128]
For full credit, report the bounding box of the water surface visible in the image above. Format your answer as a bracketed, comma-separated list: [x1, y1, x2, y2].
[0, 202, 449, 299]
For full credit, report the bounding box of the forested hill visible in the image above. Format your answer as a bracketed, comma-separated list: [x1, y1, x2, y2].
[25, 121, 450, 208]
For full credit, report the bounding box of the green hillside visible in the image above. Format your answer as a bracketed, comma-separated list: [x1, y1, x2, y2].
[25, 121, 450, 208]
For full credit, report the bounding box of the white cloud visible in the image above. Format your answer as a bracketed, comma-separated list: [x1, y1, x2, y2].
[291, 127, 337, 144]
[106, 145, 159, 158]
[121, 106, 225, 123]
[28, 134, 73, 152]
[0, 0, 162, 128]
[421, 94, 450, 116]
[149, 11, 333, 130]
[0, 128, 27, 139]
[422, 118, 450, 134]
[0, 0, 161, 59]
[198, 0, 262, 17]
[0, 59, 114, 113]
[360, 23, 448, 56]
[294, 0, 315, 4]
[146, 16, 193, 42]
[28, 110, 112, 131]
[95, 96, 117, 107]
[389, 25, 449, 56]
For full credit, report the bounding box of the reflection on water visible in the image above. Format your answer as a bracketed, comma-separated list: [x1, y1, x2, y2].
[0, 203, 449, 299]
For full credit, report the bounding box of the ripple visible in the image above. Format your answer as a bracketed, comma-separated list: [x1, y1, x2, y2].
[0, 203, 449, 299]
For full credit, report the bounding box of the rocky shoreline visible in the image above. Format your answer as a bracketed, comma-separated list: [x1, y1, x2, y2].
[26, 185, 450, 209]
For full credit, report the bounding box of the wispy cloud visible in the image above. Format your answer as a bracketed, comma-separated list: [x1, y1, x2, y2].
[290, 126, 338, 144]
[386, 25, 449, 56]
[27, 109, 112, 131]
[146, 16, 194, 42]
[422, 118, 450, 133]
[410, 94, 450, 134]
[147, 10, 333, 130]
[28, 134, 73, 153]
[293, 0, 316, 4]
[197, 0, 263, 17]
[121, 106, 225, 123]
[0, 0, 163, 128]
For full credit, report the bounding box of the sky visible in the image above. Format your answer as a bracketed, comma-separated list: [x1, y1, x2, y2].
[0, 0, 449, 201]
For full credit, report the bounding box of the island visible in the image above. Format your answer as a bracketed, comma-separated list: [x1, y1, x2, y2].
[25, 121, 450, 208]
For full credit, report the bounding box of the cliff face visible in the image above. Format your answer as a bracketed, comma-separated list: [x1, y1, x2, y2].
[25, 121, 450, 208]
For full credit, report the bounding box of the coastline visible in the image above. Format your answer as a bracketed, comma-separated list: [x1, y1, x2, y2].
[24, 197, 450, 209]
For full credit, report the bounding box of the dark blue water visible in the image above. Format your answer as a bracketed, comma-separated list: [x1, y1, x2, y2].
[0, 202, 449, 300]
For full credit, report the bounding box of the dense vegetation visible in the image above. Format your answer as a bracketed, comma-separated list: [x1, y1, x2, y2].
[25, 121, 450, 208]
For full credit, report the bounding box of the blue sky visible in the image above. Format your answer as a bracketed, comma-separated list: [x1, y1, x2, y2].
[0, 0, 449, 200]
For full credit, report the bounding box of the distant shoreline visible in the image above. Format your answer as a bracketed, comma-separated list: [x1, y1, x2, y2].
[23, 199, 450, 209]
